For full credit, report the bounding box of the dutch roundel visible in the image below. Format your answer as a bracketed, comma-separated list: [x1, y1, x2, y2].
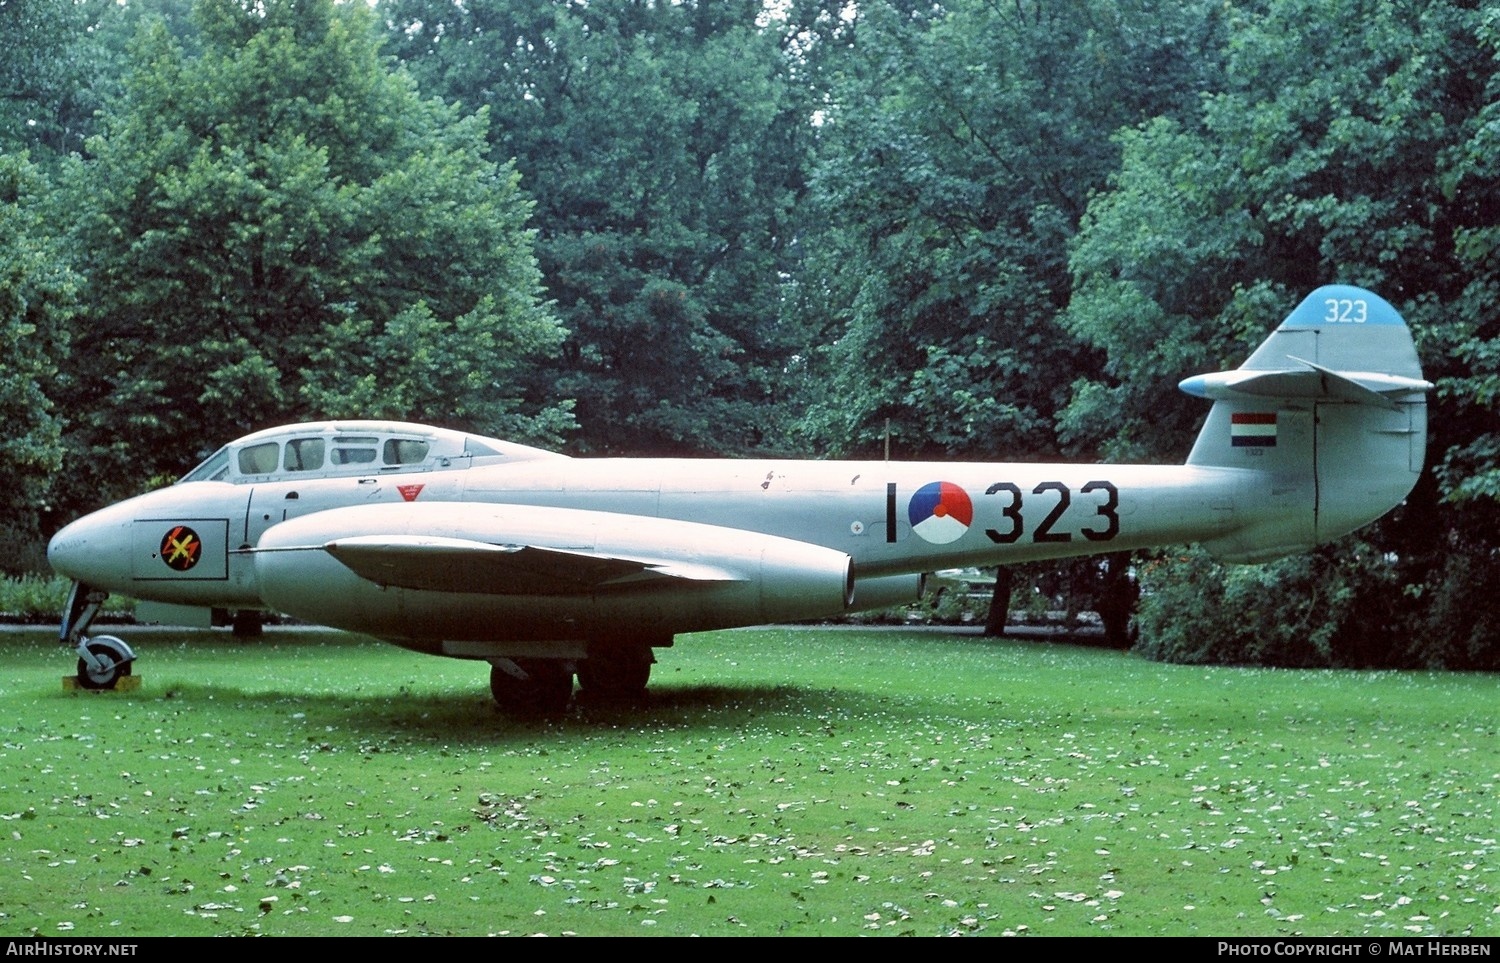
[908, 481, 974, 544]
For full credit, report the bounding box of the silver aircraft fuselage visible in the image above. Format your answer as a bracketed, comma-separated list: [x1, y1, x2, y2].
[45, 285, 1432, 709]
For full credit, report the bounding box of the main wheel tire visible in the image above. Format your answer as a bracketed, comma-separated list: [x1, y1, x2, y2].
[489, 659, 573, 717]
[576, 647, 653, 702]
[76, 638, 132, 690]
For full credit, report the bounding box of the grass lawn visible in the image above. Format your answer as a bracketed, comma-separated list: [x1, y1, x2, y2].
[0, 625, 1494, 937]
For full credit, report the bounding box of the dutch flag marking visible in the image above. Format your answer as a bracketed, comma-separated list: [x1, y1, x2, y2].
[1231, 412, 1277, 448]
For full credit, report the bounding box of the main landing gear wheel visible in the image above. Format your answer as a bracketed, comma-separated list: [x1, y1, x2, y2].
[576, 647, 653, 703]
[489, 659, 573, 717]
[76, 636, 134, 690]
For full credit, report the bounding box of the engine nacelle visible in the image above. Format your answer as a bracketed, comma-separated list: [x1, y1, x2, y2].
[254, 502, 854, 651]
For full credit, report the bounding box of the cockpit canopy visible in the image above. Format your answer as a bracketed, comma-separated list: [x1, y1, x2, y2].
[178, 421, 564, 484]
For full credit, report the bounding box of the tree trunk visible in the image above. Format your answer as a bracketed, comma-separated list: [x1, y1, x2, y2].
[983, 567, 1014, 637]
[1096, 551, 1138, 647]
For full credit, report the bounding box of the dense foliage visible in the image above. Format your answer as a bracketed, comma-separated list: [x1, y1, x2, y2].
[2, 0, 1495, 668]
[791, 0, 1226, 460]
[0, 154, 74, 567]
[384, 0, 828, 454]
[50, 0, 571, 513]
[1065, 0, 1500, 668]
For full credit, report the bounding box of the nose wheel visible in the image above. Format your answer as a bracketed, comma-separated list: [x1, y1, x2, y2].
[60, 582, 137, 690]
[76, 636, 135, 690]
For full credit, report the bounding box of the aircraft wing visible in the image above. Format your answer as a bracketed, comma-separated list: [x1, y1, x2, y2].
[323, 534, 737, 595]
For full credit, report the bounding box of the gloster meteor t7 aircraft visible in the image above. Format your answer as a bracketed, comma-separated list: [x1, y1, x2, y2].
[48, 286, 1431, 713]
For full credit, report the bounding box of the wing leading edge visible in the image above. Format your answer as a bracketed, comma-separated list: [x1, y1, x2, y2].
[323, 535, 740, 595]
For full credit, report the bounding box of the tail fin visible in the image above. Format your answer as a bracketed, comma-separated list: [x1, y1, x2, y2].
[1179, 285, 1431, 563]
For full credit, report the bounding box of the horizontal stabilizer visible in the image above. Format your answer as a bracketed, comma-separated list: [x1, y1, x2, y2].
[1179, 359, 1432, 409]
[323, 534, 736, 595]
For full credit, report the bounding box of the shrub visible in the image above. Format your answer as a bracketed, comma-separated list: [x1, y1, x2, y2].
[1132, 543, 1402, 668]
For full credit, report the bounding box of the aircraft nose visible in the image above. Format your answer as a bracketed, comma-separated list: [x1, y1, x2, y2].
[48, 508, 132, 589]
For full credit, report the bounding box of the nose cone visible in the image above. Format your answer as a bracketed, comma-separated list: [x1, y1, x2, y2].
[48, 505, 134, 589]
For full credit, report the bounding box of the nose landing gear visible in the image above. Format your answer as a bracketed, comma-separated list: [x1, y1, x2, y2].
[60, 581, 136, 690]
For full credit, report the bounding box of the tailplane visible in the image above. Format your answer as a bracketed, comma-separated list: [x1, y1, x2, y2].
[1179, 285, 1431, 562]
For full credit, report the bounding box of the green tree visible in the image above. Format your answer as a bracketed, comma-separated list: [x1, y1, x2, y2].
[0, 0, 110, 156]
[0, 153, 74, 566]
[792, 0, 1227, 461]
[1435, 7, 1500, 510]
[1064, 0, 1482, 459]
[1065, 0, 1499, 667]
[58, 0, 569, 509]
[384, 0, 829, 454]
